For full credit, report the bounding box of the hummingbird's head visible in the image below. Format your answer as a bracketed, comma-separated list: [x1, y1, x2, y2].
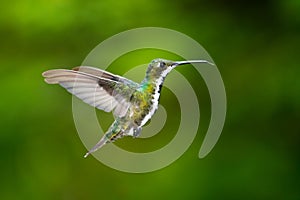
[146, 58, 214, 80]
[147, 58, 174, 77]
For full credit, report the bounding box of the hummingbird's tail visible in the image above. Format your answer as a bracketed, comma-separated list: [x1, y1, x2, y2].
[84, 119, 127, 158]
[84, 134, 109, 158]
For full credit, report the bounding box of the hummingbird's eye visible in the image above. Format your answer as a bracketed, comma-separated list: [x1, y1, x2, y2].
[159, 62, 166, 68]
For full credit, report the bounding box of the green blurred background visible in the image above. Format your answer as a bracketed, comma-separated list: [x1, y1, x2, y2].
[1, 0, 300, 199]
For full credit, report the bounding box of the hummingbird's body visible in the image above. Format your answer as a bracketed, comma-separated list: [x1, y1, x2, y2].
[43, 58, 213, 157]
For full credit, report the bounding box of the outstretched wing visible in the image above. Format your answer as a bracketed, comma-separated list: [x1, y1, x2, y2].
[42, 66, 139, 117]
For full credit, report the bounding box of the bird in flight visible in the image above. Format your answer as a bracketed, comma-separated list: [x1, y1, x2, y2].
[42, 58, 214, 157]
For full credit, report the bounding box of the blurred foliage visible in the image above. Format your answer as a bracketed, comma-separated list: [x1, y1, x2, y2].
[0, 0, 300, 199]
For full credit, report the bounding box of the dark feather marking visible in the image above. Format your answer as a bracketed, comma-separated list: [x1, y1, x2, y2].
[158, 84, 163, 94]
[98, 79, 114, 95]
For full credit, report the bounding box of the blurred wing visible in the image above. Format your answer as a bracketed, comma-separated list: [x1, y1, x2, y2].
[42, 66, 139, 117]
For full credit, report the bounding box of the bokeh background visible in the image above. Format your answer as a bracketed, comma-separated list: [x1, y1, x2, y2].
[1, 0, 300, 199]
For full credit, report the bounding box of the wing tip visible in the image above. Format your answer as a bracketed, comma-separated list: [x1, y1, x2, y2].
[42, 69, 74, 84]
[42, 69, 62, 78]
[42, 70, 56, 84]
[42, 70, 51, 78]
[44, 77, 59, 84]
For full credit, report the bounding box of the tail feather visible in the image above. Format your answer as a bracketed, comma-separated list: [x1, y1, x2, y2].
[84, 135, 108, 158]
[84, 120, 126, 158]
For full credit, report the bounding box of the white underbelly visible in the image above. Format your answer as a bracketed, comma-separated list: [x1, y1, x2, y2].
[140, 101, 159, 126]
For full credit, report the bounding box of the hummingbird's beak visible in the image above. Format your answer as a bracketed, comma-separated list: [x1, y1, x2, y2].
[172, 60, 215, 67]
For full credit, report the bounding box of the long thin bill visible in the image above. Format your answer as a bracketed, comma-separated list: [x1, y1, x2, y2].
[175, 60, 215, 66]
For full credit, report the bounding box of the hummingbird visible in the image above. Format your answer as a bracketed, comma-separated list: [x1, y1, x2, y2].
[42, 58, 214, 157]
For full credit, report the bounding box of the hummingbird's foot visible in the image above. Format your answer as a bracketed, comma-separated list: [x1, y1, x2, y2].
[133, 127, 142, 138]
[84, 135, 108, 158]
